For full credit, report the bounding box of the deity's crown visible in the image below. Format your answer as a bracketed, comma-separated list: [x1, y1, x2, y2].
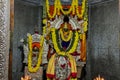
[63, 23, 68, 29]
[32, 33, 41, 43]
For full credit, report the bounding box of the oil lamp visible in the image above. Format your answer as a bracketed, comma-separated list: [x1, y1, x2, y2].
[94, 75, 105, 80]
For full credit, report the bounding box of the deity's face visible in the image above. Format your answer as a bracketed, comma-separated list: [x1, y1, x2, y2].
[63, 27, 69, 32]
[62, 23, 70, 37]
[47, 22, 51, 28]
[32, 46, 39, 52]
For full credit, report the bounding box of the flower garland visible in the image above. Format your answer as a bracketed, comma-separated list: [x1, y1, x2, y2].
[46, 0, 57, 19]
[46, 0, 87, 19]
[58, 0, 75, 15]
[43, 19, 47, 24]
[56, 29, 73, 51]
[76, 0, 86, 19]
[51, 28, 79, 56]
[59, 28, 72, 42]
[43, 26, 46, 35]
[83, 1, 88, 32]
[83, 21, 88, 32]
[28, 34, 44, 72]
[66, 30, 79, 53]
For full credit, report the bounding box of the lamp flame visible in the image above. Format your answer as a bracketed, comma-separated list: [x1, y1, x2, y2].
[94, 75, 105, 80]
[21, 75, 31, 80]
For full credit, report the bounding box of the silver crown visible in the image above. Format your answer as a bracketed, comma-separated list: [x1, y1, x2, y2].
[32, 34, 41, 43]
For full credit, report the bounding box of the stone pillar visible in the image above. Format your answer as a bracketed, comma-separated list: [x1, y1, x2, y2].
[0, 0, 10, 80]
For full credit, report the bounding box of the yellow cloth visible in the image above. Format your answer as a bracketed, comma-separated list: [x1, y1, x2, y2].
[71, 78, 77, 80]
[46, 54, 56, 79]
[67, 54, 77, 79]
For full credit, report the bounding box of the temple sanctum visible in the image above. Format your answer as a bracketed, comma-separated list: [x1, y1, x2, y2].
[0, 0, 120, 80]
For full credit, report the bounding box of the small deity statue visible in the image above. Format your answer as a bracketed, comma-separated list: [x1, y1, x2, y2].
[21, 26, 48, 79]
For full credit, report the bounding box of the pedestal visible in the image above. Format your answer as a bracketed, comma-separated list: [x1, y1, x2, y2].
[24, 66, 43, 80]
[77, 62, 86, 79]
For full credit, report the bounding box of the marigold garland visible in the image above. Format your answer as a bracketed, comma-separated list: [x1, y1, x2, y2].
[46, 0, 87, 19]
[83, 21, 88, 32]
[83, 1, 88, 32]
[43, 19, 47, 24]
[46, 0, 57, 19]
[66, 30, 79, 54]
[76, 0, 86, 19]
[43, 26, 46, 35]
[58, 0, 75, 15]
[51, 28, 79, 56]
[28, 34, 44, 72]
[59, 28, 72, 42]
[56, 29, 74, 51]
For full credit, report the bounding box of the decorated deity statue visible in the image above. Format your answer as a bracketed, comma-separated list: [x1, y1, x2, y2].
[60, 15, 82, 61]
[21, 0, 88, 79]
[21, 27, 48, 79]
[46, 15, 83, 80]
[59, 15, 73, 49]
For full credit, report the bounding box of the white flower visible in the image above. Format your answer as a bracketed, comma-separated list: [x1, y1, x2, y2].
[27, 33, 31, 37]
[20, 38, 24, 42]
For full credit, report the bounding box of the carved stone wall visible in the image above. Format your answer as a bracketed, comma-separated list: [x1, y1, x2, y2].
[0, 0, 10, 80]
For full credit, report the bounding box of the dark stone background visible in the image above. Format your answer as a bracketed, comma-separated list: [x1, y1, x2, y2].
[12, 0, 120, 80]
[86, 0, 120, 80]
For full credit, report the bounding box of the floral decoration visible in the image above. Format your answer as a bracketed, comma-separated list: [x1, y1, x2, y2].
[51, 28, 79, 56]
[27, 34, 44, 72]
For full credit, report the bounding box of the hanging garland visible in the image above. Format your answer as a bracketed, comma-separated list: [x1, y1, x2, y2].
[76, 0, 86, 19]
[59, 28, 72, 42]
[43, 26, 46, 35]
[58, 0, 75, 15]
[51, 28, 79, 56]
[46, 0, 87, 19]
[83, 1, 88, 32]
[56, 29, 73, 52]
[28, 34, 44, 72]
[46, 0, 57, 19]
